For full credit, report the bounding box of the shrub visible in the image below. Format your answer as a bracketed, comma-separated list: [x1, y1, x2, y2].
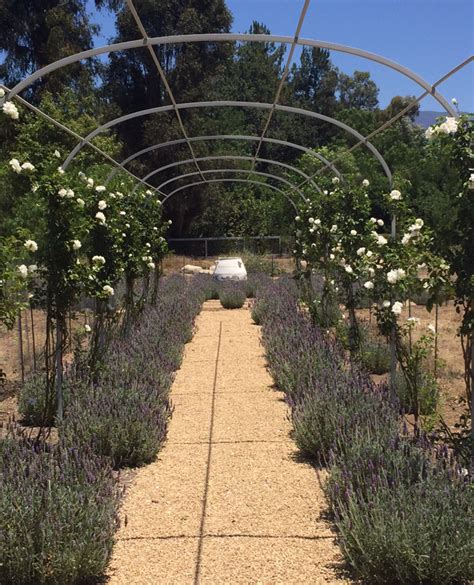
[219, 287, 246, 309]
[241, 253, 278, 275]
[195, 274, 220, 300]
[356, 336, 391, 374]
[332, 462, 473, 584]
[0, 437, 120, 584]
[394, 369, 439, 416]
[61, 275, 203, 468]
[18, 374, 56, 426]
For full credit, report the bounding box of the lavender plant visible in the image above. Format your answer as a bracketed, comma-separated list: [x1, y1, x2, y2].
[0, 436, 121, 584]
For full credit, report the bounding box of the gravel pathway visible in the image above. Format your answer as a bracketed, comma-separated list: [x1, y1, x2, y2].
[108, 300, 350, 584]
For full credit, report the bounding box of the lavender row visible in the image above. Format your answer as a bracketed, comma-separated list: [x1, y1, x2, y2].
[253, 277, 473, 584]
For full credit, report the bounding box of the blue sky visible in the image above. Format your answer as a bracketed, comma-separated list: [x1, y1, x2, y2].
[91, 0, 473, 111]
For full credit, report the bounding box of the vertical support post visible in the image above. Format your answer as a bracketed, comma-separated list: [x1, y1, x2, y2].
[55, 321, 63, 422]
[434, 302, 439, 378]
[18, 310, 25, 383]
[204, 238, 208, 259]
[30, 304, 37, 372]
[390, 214, 397, 397]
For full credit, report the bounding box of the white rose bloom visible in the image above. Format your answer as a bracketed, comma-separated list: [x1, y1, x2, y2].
[119, 211, 126, 216]
[57, 166, 65, 175]
[323, 190, 328, 195]
[308, 217, 314, 224]
[66, 189, 74, 198]
[356, 247, 366, 256]
[95, 185, 106, 192]
[309, 228, 314, 234]
[58, 188, 67, 198]
[72, 240, 82, 250]
[32, 183, 39, 193]
[344, 265, 353, 274]
[53, 150, 61, 158]
[425, 126, 435, 140]
[401, 233, 411, 245]
[396, 268, 406, 280]
[387, 269, 398, 284]
[168, 220, 172, 225]
[382, 300, 391, 308]
[18, 264, 28, 279]
[2, 101, 19, 120]
[78, 171, 86, 180]
[363, 281, 374, 290]
[109, 193, 116, 199]
[103, 285, 114, 296]
[390, 189, 402, 200]
[330, 225, 337, 233]
[366, 250, 373, 258]
[443, 117, 458, 134]
[329, 253, 335, 260]
[407, 317, 420, 326]
[350, 229, 357, 236]
[28, 264, 38, 274]
[84, 324, 92, 333]
[147, 262, 155, 269]
[370, 217, 377, 224]
[21, 162, 35, 172]
[391, 301, 403, 316]
[9, 158, 22, 173]
[415, 218, 424, 227]
[98, 200, 107, 210]
[87, 178, 94, 188]
[427, 323, 436, 334]
[376, 235, 388, 246]
[368, 267, 375, 276]
[76, 198, 85, 208]
[146, 190, 153, 195]
[314, 219, 321, 225]
[332, 176, 340, 184]
[92, 255, 106, 265]
[24, 239, 38, 252]
[377, 219, 384, 226]
[295, 216, 301, 222]
[95, 211, 106, 224]
[362, 179, 370, 187]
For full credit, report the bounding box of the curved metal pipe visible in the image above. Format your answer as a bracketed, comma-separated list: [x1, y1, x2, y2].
[137, 155, 322, 194]
[2, 33, 456, 116]
[60, 101, 392, 184]
[162, 178, 300, 212]
[105, 134, 344, 184]
[157, 168, 307, 199]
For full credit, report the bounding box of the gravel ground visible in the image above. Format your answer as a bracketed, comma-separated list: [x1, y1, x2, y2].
[107, 300, 351, 584]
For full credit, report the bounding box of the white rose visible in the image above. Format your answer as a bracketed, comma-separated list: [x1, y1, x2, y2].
[356, 247, 366, 256]
[391, 301, 403, 316]
[329, 253, 335, 260]
[2, 101, 19, 120]
[24, 239, 38, 252]
[98, 200, 107, 210]
[370, 217, 377, 224]
[382, 300, 391, 308]
[66, 189, 74, 199]
[87, 178, 94, 188]
[401, 233, 411, 245]
[147, 262, 155, 269]
[92, 255, 106, 265]
[72, 240, 82, 250]
[407, 317, 420, 326]
[362, 179, 370, 187]
[57, 166, 65, 175]
[102, 285, 114, 296]
[350, 229, 357, 236]
[363, 281, 374, 290]
[330, 225, 337, 233]
[377, 219, 384, 226]
[95, 185, 106, 192]
[332, 176, 340, 184]
[376, 235, 388, 246]
[344, 265, 353, 274]
[387, 269, 398, 284]
[366, 250, 373, 258]
[53, 150, 61, 158]
[295, 216, 301, 222]
[390, 189, 402, 201]
[18, 264, 28, 279]
[314, 219, 321, 226]
[308, 217, 314, 224]
[58, 188, 68, 198]
[21, 162, 35, 172]
[427, 323, 436, 334]
[28, 264, 38, 274]
[84, 324, 92, 333]
[9, 158, 22, 173]
[76, 198, 85, 208]
[95, 212, 106, 224]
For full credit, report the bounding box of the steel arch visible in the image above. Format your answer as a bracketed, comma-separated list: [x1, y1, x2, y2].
[161, 178, 300, 212]
[136, 155, 322, 194]
[156, 168, 307, 198]
[1, 34, 455, 116]
[105, 135, 344, 184]
[60, 101, 393, 184]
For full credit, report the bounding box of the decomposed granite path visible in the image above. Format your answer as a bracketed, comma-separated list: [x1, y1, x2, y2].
[107, 300, 351, 585]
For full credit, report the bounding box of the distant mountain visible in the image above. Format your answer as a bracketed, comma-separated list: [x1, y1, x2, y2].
[415, 111, 445, 128]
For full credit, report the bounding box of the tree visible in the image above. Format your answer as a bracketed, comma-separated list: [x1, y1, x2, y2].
[0, 0, 99, 99]
[338, 71, 379, 111]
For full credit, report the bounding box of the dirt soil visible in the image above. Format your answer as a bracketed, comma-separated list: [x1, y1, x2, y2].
[107, 301, 350, 584]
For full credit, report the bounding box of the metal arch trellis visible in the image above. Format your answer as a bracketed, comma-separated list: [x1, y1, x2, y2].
[0, 34, 456, 116]
[155, 168, 308, 199]
[132, 155, 321, 196]
[161, 178, 301, 213]
[58, 101, 393, 185]
[104, 135, 345, 185]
